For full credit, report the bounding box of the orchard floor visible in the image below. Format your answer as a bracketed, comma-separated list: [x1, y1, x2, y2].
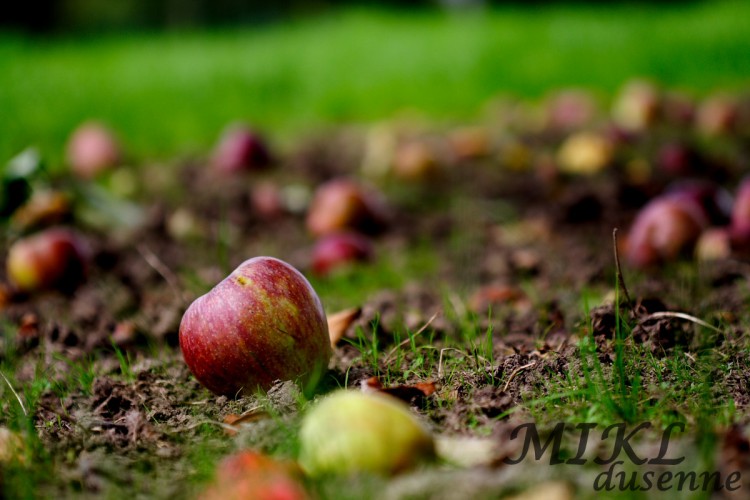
[3, 120, 750, 499]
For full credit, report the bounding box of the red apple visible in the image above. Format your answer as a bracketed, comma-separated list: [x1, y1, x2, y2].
[730, 177, 750, 251]
[179, 257, 331, 396]
[212, 123, 271, 174]
[66, 121, 120, 179]
[545, 89, 597, 131]
[311, 232, 373, 276]
[625, 195, 708, 268]
[6, 228, 89, 293]
[201, 451, 308, 500]
[306, 179, 386, 237]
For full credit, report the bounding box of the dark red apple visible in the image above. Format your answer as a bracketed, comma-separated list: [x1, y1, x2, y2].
[212, 123, 271, 174]
[201, 451, 308, 500]
[306, 179, 386, 237]
[66, 121, 121, 179]
[179, 256, 331, 396]
[6, 228, 89, 293]
[311, 232, 373, 276]
[625, 195, 708, 268]
[730, 177, 750, 251]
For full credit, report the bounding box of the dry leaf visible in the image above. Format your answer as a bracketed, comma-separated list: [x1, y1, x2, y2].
[222, 408, 270, 436]
[327, 307, 361, 347]
[361, 376, 437, 405]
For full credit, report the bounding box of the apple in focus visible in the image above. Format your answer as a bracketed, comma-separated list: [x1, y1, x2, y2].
[179, 257, 331, 396]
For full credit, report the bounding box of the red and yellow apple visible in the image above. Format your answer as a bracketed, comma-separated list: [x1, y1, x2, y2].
[179, 257, 331, 396]
[6, 228, 89, 294]
[212, 123, 271, 174]
[311, 232, 373, 276]
[305, 179, 386, 237]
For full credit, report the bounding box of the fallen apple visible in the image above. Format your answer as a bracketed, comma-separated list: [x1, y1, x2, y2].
[298, 390, 435, 476]
[66, 121, 120, 179]
[201, 451, 309, 500]
[212, 123, 271, 174]
[6, 228, 89, 294]
[730, 177, 750, 251]
[611, 80, 661, 132]
[306, 178, 386, 237]
[311, 232, 373, 276]
[625, 195, 708, 268]
[179, 256, 331, 396]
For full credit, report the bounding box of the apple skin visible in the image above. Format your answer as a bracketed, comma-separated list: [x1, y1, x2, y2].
[625, 195, 708, 268]
[6, 228, 89, 294]
[311, 232, 373, 276]
[305, 179, 386, 237]
[179, 256, 331, 396]
[299, 390, 435, 477]
[212, 124, 271, 174]
[730, 177, 750, 252]
[66, 121, 120, 179]
[201, 451, 308, 500]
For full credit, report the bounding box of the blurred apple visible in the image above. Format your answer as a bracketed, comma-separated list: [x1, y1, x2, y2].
[696, 227, 731, 261]
[625, 194, 708, 268]
[545, 89, 597, 131]
[448, 127, 491, 160]
[6, 228, 89, 294]
[299, 390, 435, 476]
[212, 123, 272, 174]
[730, 177, 750, 251]
[392, 140, 439, 181]
[611, 80, 661, 131]
[696, 94, 739, 137]
[311, 232, 373, 276]
[557, 132, 613, 175]
[306, 178, 387, 237]
[201, 451, 308, 500]
[66, 121, 120, 179]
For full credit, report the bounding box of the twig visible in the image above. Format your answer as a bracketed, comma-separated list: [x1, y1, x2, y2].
[0, 370, 28, 417]
[437, 347, 468, 379]
[612, 228, 635, 315]
[639, 311, 725, 335]
[136, 244, 186, 302]
[502, 362, 536, 392]
[383, 311, 439, 364]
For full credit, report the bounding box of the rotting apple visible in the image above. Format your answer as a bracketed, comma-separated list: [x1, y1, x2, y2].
[311, 232, 373, 276]
[201, 451, 309, 500]
[179, 256, 331, 396]
[298, 390, 435, 477]
[6, 228, 89, 294]
[305, 178, 386, 237]
[625, 194, 708, 268]
[66, 121, 121, 179]
[212, 123, 271, 174]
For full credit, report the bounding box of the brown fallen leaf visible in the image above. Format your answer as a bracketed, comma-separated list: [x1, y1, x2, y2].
[327, 307, 361, 347]
[223, 407, 270, 437]
[362, 376, 437, 406]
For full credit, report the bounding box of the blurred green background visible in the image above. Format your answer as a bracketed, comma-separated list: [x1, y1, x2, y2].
[1, 0, 748, 164]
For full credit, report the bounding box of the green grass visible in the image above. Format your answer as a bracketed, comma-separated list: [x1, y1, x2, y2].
[1, 1, 749, 165]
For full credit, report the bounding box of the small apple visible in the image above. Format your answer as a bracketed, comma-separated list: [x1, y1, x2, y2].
[625, 195, 708, 268]
[6, 228, 89, 294]
[556, 132, 613, 175]
[448, 127, 491, 160]
[696, 94, 739, 137]
[392, 140, 438, 181]
[611, 80, 661, 132]
[212, 123, 271, 174]
[730, 177, 750, 251]
[306, 179, 386, 237]
[299, 390, 435, 477]
[545, 89, 597, 131]
[201, 451, 308, 500]
[179, 257, 331, 396]
[696, 228, 731, 261]
[66, 121, 120, 179]
[311, 232, 373, 276]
